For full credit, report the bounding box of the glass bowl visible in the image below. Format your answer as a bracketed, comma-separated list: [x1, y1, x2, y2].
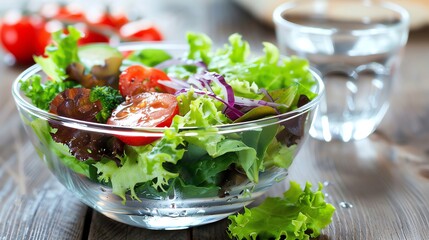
[12, 43, 324, 230]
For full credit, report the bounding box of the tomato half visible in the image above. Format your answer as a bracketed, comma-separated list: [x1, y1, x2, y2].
[107, 92, 179, 146]
[119, 65, 175, 97]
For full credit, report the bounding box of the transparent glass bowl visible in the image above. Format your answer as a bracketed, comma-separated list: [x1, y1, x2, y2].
[12, 43, 324, 230]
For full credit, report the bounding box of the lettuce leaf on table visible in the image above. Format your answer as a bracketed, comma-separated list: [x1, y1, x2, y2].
[228, 181, 335, 240]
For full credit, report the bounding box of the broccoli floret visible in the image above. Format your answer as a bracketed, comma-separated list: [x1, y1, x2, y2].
[90, 86, 124, 123]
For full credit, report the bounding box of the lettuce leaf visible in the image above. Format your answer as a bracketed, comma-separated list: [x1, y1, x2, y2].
[228, 181, 335, 240]
[184, 32, 316, 112]
[20, 26, 82, 110]
[30, 119, 91, 177]
[20, 74, 78, 110]
[34, 26, 81, 82]
[186, 32, 213, 64]
[125, 48, 172, 67]
[94, 130, 184, 202]
[173, 93, 229, 154]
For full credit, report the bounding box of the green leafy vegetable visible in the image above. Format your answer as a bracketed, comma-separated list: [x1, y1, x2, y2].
[94, 130, 185, 202]
[125, 49, 172, 67]
[228, 181, 335, 240]
[20, 26, 82, 110]
[173, 93, 229, 155]
[34, 26, 81, 82]
[30, 119, 91, 177]
[89, 86, 124, 123]
[20, 75, 78, 110]
[186, 32, 212, 64]
[181, 32, 316, 113]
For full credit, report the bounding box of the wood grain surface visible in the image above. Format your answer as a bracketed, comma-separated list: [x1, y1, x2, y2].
[1, 0, 428, 239]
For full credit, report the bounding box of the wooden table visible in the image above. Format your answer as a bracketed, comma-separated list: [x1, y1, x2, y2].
[1, 1, 429, 239]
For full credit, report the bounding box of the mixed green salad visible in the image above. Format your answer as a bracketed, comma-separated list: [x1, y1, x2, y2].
[20, 26, 334, 239]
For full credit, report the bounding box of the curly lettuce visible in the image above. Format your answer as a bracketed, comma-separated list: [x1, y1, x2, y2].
[30, 119, 92, 177]
[228, 181, 335, 240]
[34, 25, 81, 82]
[94, 130, 185, 202]
[20, 75, 78, 110]
[185, 32, 316, 111]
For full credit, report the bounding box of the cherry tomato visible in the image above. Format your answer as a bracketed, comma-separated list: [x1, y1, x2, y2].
[119, 65, 175, 97]
[85, 9, 116, 29]
[108, 12, 129, 29]
[70, 23, 109, 45]
[78, 28, 110, 45]
[0, 10, 44, 64]
[107, 92, 179, 146]
[119, 20, 163, 41]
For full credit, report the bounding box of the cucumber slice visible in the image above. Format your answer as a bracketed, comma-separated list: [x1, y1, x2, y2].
[78, 43, 122, 69]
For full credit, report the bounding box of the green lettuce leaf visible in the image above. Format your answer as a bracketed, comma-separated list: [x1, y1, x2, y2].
[94, 130, 184, 202]
[180, 32, 316, 113]
[30, 119, 91, 177]
[34, 26, 81, 82]
[125, 48, 172, 67]
[20, 74, 78, 110]
[228, 181, 335, 240]
[186, 32, 212, 64]
[173, 93, 230, 155]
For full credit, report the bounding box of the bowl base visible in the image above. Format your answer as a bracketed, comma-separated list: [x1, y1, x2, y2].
[101, 211, 231, 230]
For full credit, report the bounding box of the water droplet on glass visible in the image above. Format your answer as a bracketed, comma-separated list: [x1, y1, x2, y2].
[275, 176, 286, 182]
[197, 209, 205, 214]
[323, 181, 330, 187]
[339, 201, 353, 209]
[324, 193, 330, 198]
[179, 210, 187, 216]
[226, 196, 239, 202]
[168, 212, 180, 217]
[170, 203, 176, 209]
[100, 187, 106, 192]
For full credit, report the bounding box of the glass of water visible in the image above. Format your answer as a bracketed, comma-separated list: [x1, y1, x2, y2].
[273, 0, 409, 142]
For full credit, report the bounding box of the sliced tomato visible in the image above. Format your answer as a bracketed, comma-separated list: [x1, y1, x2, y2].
[119, 65, 175, 97]
[107, 92, 179, 146]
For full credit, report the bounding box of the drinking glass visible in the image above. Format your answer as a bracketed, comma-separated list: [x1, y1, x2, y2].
[273, 0, 409, 142]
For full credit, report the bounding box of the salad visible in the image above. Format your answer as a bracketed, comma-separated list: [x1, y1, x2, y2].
[18, 26, 335, 239]
[21, 26, 317, 202]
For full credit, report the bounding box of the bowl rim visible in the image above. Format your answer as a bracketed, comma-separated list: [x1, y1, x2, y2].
[272, 0, 410, 36]
[12, 42, 325, 136]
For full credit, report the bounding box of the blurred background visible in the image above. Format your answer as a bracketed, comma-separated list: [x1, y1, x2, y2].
[1, 0, 428, 66]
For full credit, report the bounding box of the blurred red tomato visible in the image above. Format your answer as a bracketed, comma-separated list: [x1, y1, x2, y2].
[40, 2, 85, 22]
[0, 10, 44, 64]
[108, 12, 129, 29]
[84, 5, 128, 30]
[119, 20, 163, 41]
[74, 23, 110, 45]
